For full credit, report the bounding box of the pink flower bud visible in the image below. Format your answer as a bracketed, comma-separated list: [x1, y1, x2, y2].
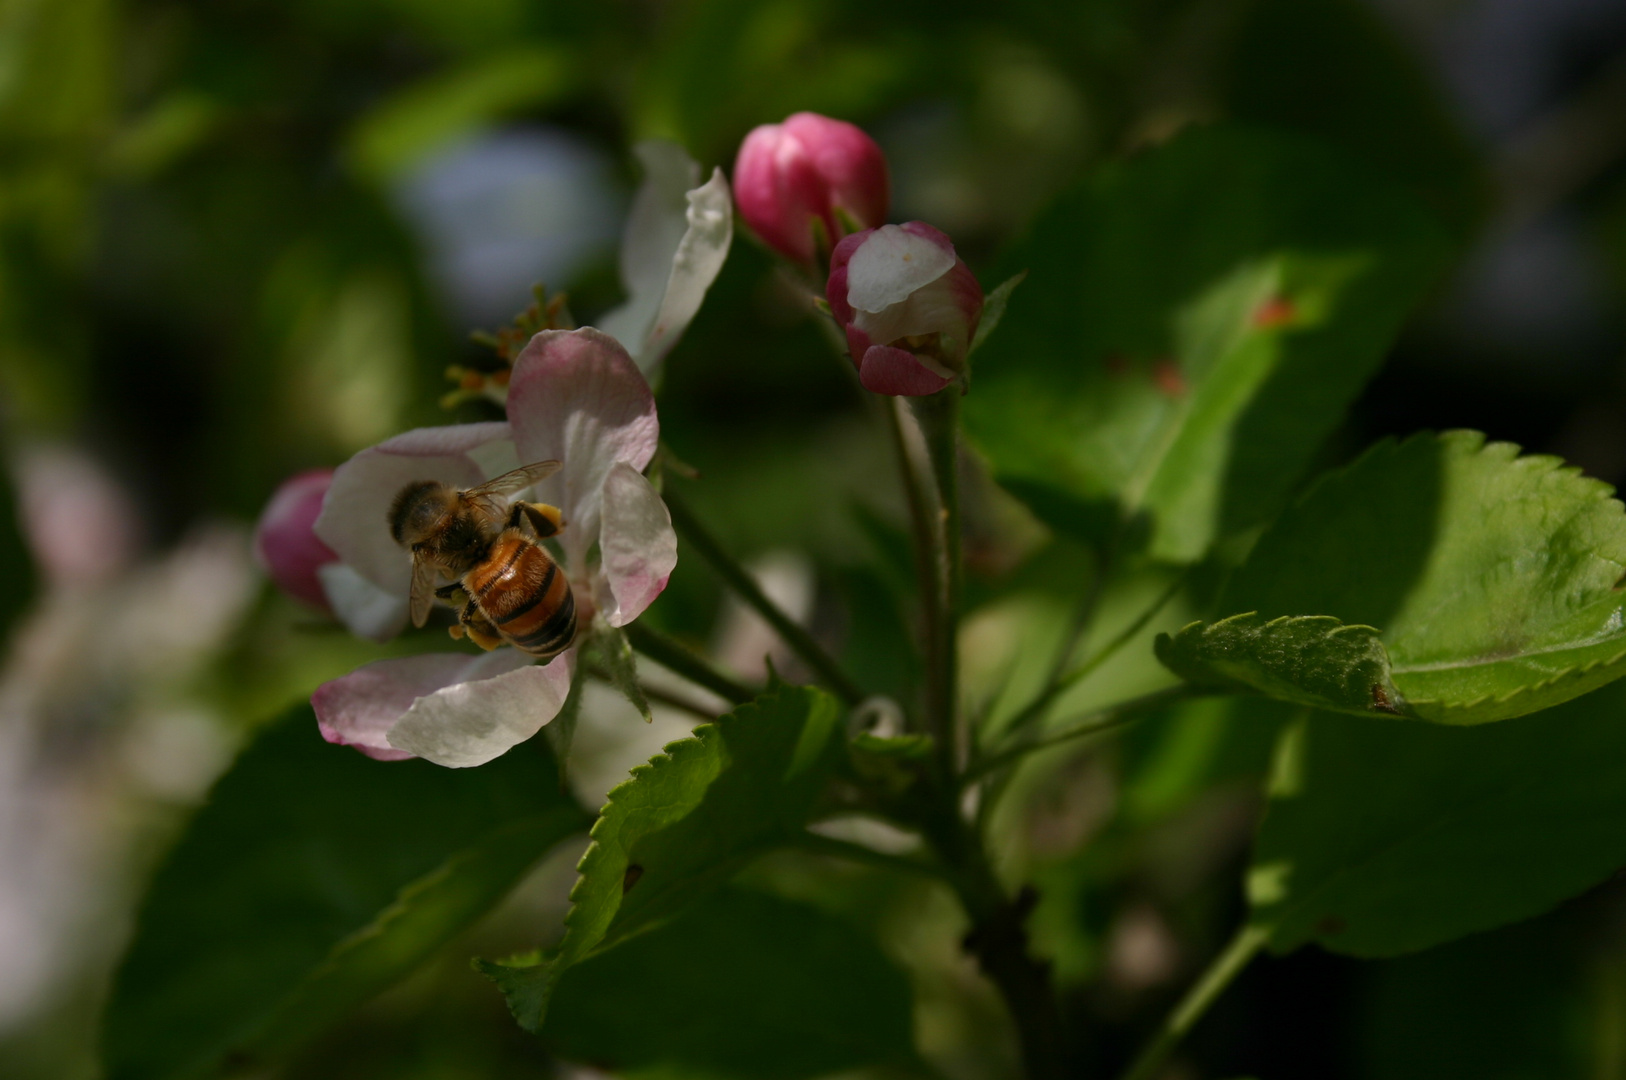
[732, 112, 889, 266]
[826, 222, 984, 396]
[254, 469, 339, 610]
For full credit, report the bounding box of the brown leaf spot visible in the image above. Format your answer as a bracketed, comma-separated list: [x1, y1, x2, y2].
[1252, 296, 1297, 329]
[1370, 684, 1401, 714]
[1152, 359, 1186, 398]
[1104, 352, 1129, 377]
[622, 864, 644, 894]
[1316, 915, 1347, 936]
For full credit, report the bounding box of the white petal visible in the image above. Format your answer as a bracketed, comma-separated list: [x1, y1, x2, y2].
[596, 463, 678, 627]
[317, 562, 409, 642]
[851, 271, 971, 351]
[312, 650, 533, 761]
[507, 329, 659, 569]
[636, 167, 732, 372]
[313, 422, 513, 602]
[599, 141, 701, 358]
[845, 224, 954, 313]
[387, 649, 576, 768]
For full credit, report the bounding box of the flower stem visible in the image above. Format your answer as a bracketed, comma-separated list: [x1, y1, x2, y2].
[664, 490, 867, 708]
[882, 395, 941, 734]
[910, 390, 962, 776]
[1117, 923, 1271, 1080]
[962, 684, 1197, 787]
[986, 569, 1187, 759]
[622, 621, 756, 706]
[896, 387, 1075, 1076]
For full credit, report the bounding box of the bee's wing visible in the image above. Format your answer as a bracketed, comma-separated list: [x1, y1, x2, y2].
[409, 550, 440, 629]
[464, 461, 562, 524]
[465, 460, 561, 500]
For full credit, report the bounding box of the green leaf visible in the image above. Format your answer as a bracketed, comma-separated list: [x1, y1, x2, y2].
[1219, 430, 1626, 723]
[1249, 677, 1626, 957]
[968, 270, 1027, 358]
[102, 705, 587, 1080]
[1362, 914, 1587, 1080]
[484, 685, 844, 1030]
[539, 889, 916, 1079]
[1155, 613, 1404, 717]
[962, 123, 1450, 560]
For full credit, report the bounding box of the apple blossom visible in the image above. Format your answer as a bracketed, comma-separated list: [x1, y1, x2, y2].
[733, 112, 889, 267]
[252, 469, 339, 611]
[826, 222, 985, 396]
[309, 328, 677, 768]
[598, 141, 733, 380]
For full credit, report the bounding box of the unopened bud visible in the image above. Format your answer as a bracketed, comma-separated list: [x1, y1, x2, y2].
[254, 469, 338, 610]
[826, 222, 984, 396]
[733, 112, 889, 266]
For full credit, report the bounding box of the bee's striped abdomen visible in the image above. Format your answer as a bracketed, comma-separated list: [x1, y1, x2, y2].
[466, 532, 576, 659]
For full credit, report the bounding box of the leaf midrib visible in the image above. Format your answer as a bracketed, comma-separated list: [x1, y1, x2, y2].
[1390, 633, 1626, 675]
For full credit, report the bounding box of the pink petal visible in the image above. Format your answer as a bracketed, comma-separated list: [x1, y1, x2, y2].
[253, 469, 338, 610]
[733, 122, 827, 264]
[596, 462, 678, 627]
[780, 112, 890, 235]
[313, 422, 514, 618]
[312, 650, 536, 762]
[857, 345, 954, 396]
[317, 563, 409, 642]
[387, 649, 576, 768]
[507, 329, 659, 567]
[734, 114, 889, 265]
[825, 250, 860, 330]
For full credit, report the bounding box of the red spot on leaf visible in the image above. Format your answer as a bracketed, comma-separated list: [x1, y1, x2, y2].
[1253, 296, 1296, 329]
[1104, 352, 1129, 377]
[1152, 359, 1186, 398]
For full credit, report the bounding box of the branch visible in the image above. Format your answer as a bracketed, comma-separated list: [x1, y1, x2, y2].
[1118, 923, 1270, 1080]
[664, 489, 868, 707]
[622, 622, 756, 706]
[963, 685, 1197, 787]
[996, 566, 1186, 745]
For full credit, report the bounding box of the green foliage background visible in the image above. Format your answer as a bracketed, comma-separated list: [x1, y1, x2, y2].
[7, 0, 1626, 1078]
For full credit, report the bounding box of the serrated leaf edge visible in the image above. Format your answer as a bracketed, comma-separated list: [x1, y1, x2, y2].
[1401, 641, 1626, 723]
[1227, 429, 1626, 722]
[1157, 611, 1404, 716]
[523, 686, 817, 1028]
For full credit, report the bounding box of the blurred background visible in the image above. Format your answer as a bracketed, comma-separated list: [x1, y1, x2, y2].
[4, 0, 1626, 1077]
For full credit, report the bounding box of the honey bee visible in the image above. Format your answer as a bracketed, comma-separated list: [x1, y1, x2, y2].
[387, 461, 576, 659]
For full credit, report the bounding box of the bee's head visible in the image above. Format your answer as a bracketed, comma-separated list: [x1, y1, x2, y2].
[387, 480, 458, 546]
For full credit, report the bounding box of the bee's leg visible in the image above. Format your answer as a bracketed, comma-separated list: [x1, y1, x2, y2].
[509, 501, 565, 539]
[435, 581, 468, 603]
[458, 600, 505, 651]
